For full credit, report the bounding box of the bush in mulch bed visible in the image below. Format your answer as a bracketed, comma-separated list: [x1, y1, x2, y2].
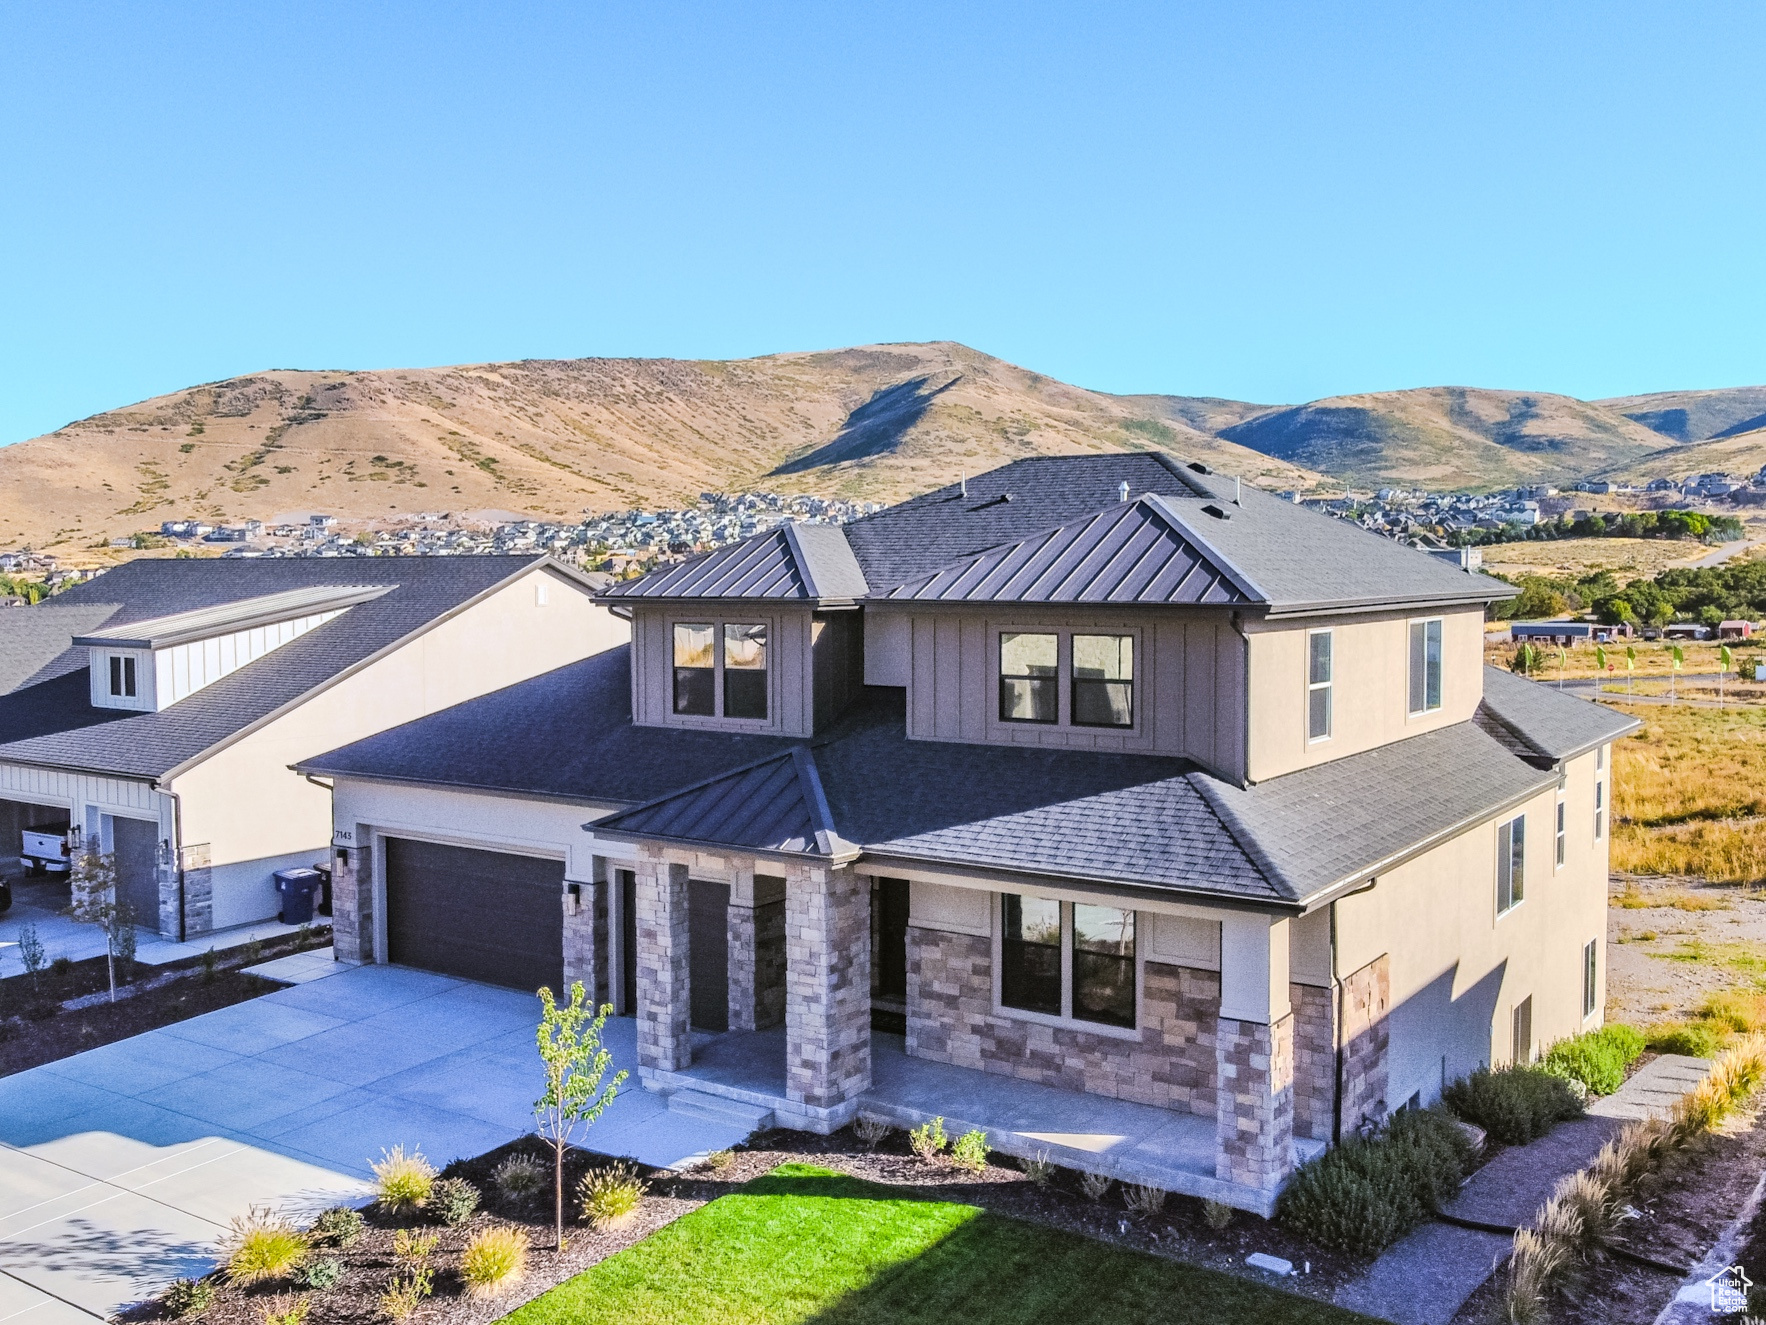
[1442, 1063, 1585, 1144]
[1541, 1023, 1647, 1097]
[1276, 1108, 1475, 1255]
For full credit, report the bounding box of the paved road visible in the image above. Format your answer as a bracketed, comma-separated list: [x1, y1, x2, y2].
[1687, 538, 1762, 569]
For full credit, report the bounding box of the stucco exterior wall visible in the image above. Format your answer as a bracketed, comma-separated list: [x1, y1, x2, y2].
[1333, 744, 1610, 1109]
[1244, 605, 1485, 781]
[170, 565, 626, 929]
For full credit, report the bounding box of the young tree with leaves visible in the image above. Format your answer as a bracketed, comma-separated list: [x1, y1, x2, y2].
[534, 981, 626, 1251]
[67, 848, 134, 1003]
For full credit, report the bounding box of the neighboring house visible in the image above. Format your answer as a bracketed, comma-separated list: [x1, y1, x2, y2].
[0, 556, 623, 938]
[298, 455, 1635, 1213]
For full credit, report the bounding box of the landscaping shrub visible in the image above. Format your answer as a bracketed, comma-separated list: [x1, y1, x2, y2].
[1079, 1171, 1112, 1201]
[1647, 1020, 1724, 1057]
[1021, 1150, 1054, 1186]
[577, 1161, 648, 1231]
[908, 1115, 948, 1161]
[1699, 990, 1766, 1036]
[1278, 1108, 1473, 1255]
[372, 1146, 436, 1213]
[392, 1229, 438, 1265]
[1442, 1065, 1583, 1144]
[162, 1278, 217, 1317]
[853, 1115, 891, 1148]
[1541, 1024, 1646, 1096]
[950, 1129, 990, 1173]
[308, 1207, 364, 1249]
[259, 1295, 310, 1325]
[493, 1154, 547, 1202]
[427, 1177, 480, 1227]
[1201, 1199, 1233, 1231]
[706, 1149, 735, 1173]
[1123, 1185, 1166, 1216]
[293, 1257, 342, 1291]
[222, 1210, 309, 1286]
[460, 1226, 529, 1298]
[377, 1268, 431, 1322]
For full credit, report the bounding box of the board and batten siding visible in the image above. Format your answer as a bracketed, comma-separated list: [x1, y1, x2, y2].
[899, 607, 1247, 782]
[88, 609, 349, 712]
[629, 604, 818, 737]
[0, 760, 169, 836]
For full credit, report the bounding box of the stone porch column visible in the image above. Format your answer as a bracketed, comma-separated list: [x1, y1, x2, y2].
[636, 850, 691, 1072]
[563, 873, 609, 1007]
[1290, 981, 1335, 1143]
[330, 837, 373, 964]
[728, 870, 787, 1032]
[785, 862, 870, 1111]
[1215, 913, 1295, 1192]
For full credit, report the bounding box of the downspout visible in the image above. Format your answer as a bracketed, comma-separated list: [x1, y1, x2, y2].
[1228, 611, 1252, 788]
[163, 785, 188, 943]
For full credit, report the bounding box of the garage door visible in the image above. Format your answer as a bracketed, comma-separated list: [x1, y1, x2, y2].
[111, 816, 162, 933]
[384, 838, 565, 994]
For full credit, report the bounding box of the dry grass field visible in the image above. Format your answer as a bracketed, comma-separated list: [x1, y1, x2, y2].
[1485, 637, 1766, 681]
[1610, 700, 1766, 884]
[1477, 536, 1718, 585]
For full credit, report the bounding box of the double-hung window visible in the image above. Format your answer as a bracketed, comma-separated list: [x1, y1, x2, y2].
[1594, 779, 1605, 841]
[1555, 796, 1567, 868]
[1409, 619, 1443, 715]
[1497, 815, 1526, 915]
[673, 621, 768, 720]
[999, 633, 1058, 723]
[999, 893, 1137, 1029]
[108, 655, 137, 699]
[1307, 630, 1333, 742]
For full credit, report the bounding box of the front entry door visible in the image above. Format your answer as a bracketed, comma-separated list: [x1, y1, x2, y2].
[688, 879, 730, 1032]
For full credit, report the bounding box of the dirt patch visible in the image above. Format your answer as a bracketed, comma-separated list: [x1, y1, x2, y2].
[1607, 876, 1766, 1024]
[0, 930, 330, 1078]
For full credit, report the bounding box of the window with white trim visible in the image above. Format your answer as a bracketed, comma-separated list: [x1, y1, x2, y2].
[998, 893, 1136, 1030]
[1594, 778, 1605, 840]
[1497, 814, 1526, 915]
[1555, 796, 1567, 868]
[1307, 630, 1333, 742]
[1582, 939, 1598, 1018]
[108, 655, 137, 699]
[1408, 618, 1444, 715]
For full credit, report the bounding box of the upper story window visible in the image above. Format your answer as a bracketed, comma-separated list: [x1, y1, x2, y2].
[997, 630, 1136, 730]
[1497, 814, 1526, 915]
[1307, 630, 1333, 742]
[1594, 778, 1605, 840]
[1000, 633, 1058, 723]
[1409, 618, 1443, 715]
[999, 892, 1137, 1030]
[1072, 635, 1133, 728]
[1555, 795, 1567, 868]
[673, 621, 768, 721]
[108, 655, 137, 699]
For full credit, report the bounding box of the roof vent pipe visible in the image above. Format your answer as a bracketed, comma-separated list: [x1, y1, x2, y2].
[1234, 476, 1242, 506]
[960, 474, 967, 498]
[1119, 480, 1130, 503]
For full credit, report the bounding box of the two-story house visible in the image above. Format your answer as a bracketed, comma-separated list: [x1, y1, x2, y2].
[0, 556, 622, 942]
[298, 454, 1635, 1213]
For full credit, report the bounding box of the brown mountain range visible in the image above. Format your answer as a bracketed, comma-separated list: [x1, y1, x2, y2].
[3, 341, 1764, 555]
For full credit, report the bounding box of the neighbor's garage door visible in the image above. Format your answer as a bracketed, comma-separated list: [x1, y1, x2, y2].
[383, 837, 565, 994]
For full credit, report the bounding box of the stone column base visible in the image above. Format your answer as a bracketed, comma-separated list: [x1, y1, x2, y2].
[1214, 1012, 1295, 1192]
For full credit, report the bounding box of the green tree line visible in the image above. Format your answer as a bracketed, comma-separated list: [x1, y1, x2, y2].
[1495, 557, 1766, 627]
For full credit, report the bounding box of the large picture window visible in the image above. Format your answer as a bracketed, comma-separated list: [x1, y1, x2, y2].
[999, 633, 1058, 723]
[1497, 814, 1526, 915]
[1409, 618, 1443, 715]
[1071, 635, 1134, 728]
[673, 619, 768, 720]
[1000, 894, 1062, 1015]
[1308, 630, 1333, 742]
[998, 893, 1137, 1030]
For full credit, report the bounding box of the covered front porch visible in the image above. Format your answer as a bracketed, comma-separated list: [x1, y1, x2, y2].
[640, 1026, 1323, 1216]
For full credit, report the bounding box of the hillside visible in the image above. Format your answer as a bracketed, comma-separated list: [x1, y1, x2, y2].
[1595, 386, 1766, 443]
[0, 343, 1317, 553]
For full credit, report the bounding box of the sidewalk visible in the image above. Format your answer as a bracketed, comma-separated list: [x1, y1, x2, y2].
[1335, 1056, 1709, 1325]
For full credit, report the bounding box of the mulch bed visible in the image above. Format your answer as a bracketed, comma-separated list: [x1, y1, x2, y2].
[122, 1123, 1365, 1325]
[0, 929, 331, 1078]
[1450, 1105, 1766, 1325]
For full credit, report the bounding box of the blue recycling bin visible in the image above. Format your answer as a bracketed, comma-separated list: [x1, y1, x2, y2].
[274, 867, 324, 924]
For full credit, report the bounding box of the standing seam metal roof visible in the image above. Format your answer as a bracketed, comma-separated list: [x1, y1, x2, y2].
[599, 522, 868, 602]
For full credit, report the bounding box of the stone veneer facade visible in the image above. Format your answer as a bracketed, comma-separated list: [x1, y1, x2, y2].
[563, 878, 610, 1007]
[904, 926, 1221, 1116]
[1214, 1012, 1295, 1191]
[1290, 981, 1335, 1142]
[635, 852, 691, 1072]
[727, 893, 787, 1032]
[1340, 954, 1391, 1131]
[331, 839, 373, 963]
[784, 863, 870, 1111]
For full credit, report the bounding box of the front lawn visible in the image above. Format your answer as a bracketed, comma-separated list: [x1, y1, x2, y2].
[503, 1163, 1369, 1325]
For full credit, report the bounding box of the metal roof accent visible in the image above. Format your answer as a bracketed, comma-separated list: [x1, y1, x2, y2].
[73, 584, 389, 649]
[881, 495, 1266, 605]
[589, 746, 858, 858]
[600, 522, 868, 603]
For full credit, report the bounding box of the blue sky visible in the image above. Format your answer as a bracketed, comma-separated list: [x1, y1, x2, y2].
[4, 2, 1763, 445]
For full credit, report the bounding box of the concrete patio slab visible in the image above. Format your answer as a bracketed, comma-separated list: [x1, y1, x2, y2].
[241, 947, 339, 986]
[0, 963, 750, 1319]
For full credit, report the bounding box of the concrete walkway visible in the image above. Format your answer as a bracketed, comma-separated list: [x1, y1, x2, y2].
[1336, 1056, 1710, 1325]
[0, 964, 748, 1324]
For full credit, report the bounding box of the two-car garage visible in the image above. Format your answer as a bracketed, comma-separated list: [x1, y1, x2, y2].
[383, 837, 565, 995]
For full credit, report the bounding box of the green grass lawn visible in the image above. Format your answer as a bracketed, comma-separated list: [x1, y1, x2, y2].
[502, 1163, 1368, 1325]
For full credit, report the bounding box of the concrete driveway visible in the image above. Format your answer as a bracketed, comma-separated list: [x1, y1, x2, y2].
[0, 964, 747, 1324]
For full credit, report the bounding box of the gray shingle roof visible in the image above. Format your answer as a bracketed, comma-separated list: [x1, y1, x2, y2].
[1475, 665, 1640, 764]
[600, 521, 867, 603]
[0, 556, 549, 780]
[881, 496, 1261, 606]
[307, 652, 1571, 910]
